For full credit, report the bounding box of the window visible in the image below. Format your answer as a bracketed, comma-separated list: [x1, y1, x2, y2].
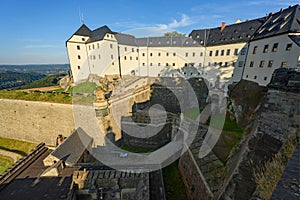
[77, 66, 80, 70]
[132, 48, 134, 52]
[77, 45, 80, 50]
[166, 52, 169, 56]
[89, 45, 91, 50]
[226, 49, 231, 56]
[93, 55, 96, 60]
[221, 50, 224, 56]
[199, 63, 202, 67]
[110, 44, 113, 49]
[158, 63, 161, 66]
[92, 44, 94, 49]
[246, 75, 248, 78]
[219, 62, 223, 66]
[208, 62, 211, 66]
[136, 57, 138, 60]
[240, 48, 246, 55]
[259, 60, 265, 68]
[185, 52, 188, 57]
[209, 51, 212, 56]
[112, 62, 114, 65]
[184, 63, 188, 67]
[82, 38, 85, 41]
[173, 63, 175, 66]
[150, 63, 152, 66]
[215, 50, 219, 56]
[125, 47, 127, 51]
[130, 56, 132, 60]
[281, 61, 287, 68]
[268, 60, 273, 67]
[263, 45, 269, 53]
[150, 53, 153, 56]
[142, 63, 145, 66]
[238, 61, 243, 67]
[142, 53, 145, 56]
[78, 55, 81, 59]
[253, 46, 258, 54]
[214, 62, 217, 66]
[254, 75, 257, 79]
[234, 48, 239, 55]
[173, 53, 176, 56]
[272, 43, 278, 52]
[286, 43, 292, 51]
[98, 55, 101, 59]
[192, 52, 195, 57]
[225, 62, 228, 67]
[264, 77, 267, 81]
[158, 53, 161, 56]
[200, 52, 203, 57]
[111, 55, 113, 59]
[124, 56, 127, 60]
[166, 63, 169, 66]
[249, 61, 254, 67]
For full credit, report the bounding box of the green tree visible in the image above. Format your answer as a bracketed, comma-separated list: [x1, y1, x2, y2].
[164, 31, 186, 37]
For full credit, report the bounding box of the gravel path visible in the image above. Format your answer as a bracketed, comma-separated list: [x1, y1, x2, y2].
[0, 149, 22, 162]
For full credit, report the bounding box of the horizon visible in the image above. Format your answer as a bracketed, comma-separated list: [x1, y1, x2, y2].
[0, 0, 298, 64]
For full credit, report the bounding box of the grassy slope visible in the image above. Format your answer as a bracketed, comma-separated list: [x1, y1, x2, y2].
[18, 74, 62, 89]
[0, 137, 37, 173]
[0, 154, 14, 173]
[0, 90, 72, 104]
[163, 160, 188, 200]
[0, 137, 37, 156]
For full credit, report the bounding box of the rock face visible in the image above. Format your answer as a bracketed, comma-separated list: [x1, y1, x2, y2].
[221, 69, 300, 199]
[228, 80, 267, 129]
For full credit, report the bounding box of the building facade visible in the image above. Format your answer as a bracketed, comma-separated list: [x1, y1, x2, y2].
[66, 4, 300, 86]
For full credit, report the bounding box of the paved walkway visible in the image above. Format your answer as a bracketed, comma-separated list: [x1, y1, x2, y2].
[0, 149, 22, 163]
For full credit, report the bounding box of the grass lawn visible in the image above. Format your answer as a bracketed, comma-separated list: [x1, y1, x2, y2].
[184, 107, 202, 120]
[120, 144, 156, 153]
[0, 137, 37, 156]
[0, 90, 72, 104]
[210, 113, 244, 163]
[0, 154, 14, 173]
[163, 160, 188, 200]
[73, 82, 96, 94]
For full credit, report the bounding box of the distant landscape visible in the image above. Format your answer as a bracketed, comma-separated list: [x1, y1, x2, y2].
[0, 64, 70, 90]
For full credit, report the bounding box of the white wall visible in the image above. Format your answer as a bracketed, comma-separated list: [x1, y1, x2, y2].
[243, 34, 300, 86]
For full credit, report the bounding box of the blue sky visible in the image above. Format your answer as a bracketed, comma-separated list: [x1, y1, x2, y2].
[0, 0, 298, 64]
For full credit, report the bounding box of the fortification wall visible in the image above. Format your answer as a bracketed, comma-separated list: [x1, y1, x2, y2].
[0, 99, 75, 145]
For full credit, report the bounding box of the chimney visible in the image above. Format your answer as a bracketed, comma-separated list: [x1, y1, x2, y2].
[221, 22, 226, 31]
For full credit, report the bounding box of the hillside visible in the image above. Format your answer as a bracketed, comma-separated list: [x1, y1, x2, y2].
[0, 71, 45, 90]
[18, 74, 64, 89]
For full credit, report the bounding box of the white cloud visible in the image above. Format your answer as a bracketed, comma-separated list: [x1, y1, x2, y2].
[123, 14, 194, 37]
[157, 14, 193, 30]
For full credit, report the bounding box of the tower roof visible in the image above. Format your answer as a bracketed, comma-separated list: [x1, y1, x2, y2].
[73, 24, 91, 36]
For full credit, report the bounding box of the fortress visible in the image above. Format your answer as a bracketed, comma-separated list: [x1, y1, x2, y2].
[67, 5, 299, 86]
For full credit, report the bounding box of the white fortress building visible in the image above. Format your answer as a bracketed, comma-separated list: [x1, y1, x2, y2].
[66, 4, 300, 86]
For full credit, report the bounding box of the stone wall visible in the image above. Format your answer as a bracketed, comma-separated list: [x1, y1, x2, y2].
[179, 150, 213, 200]
[221, 69, 300, 199]
[0, 99, 75, 145]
